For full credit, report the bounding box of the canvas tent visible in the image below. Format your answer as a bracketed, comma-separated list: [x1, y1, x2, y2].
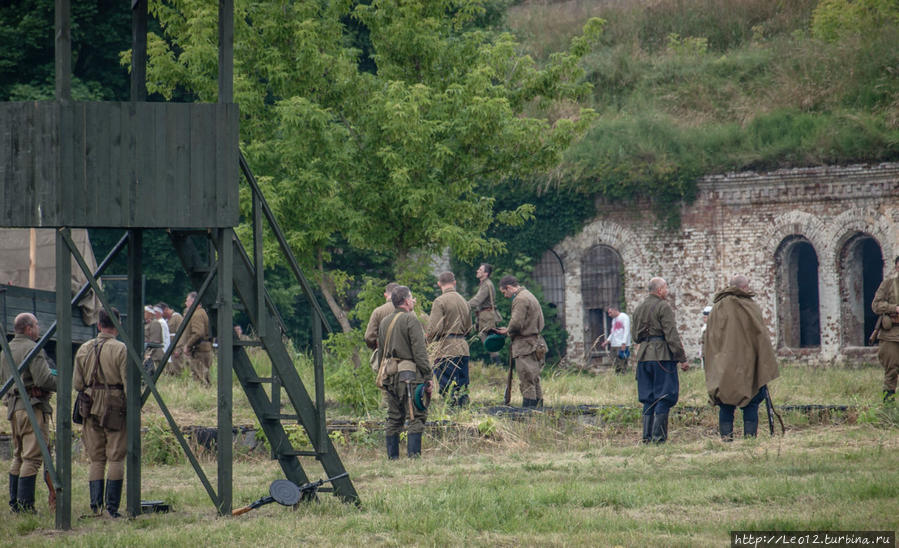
[0, 228, 100, 326]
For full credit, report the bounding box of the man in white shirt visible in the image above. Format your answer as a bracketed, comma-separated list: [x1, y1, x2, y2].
[602, 306, 631, 374]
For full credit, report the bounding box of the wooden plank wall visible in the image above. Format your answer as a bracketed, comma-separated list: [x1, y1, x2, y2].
[0, 101, 239, 229]
[0, 285, 95, 343]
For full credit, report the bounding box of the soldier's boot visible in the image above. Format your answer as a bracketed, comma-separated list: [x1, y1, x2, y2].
[883, 390, 896, 404]
[89, 480, 104, 515]
[743, 420, 758, 439]
[522, 398, 537, 408]
[16, 475, 36, 513]
[456, 393, 470, 407]
[45, 470, 56, 511]
[385, 434, 400, 460]
[719, 420, 734, 442]
[105, 479, 123, 518]
[407, 433, 422, 458]
[9, 474, 19, 513]
[651, 413, 669, 444]
[641, 415, 652, 444]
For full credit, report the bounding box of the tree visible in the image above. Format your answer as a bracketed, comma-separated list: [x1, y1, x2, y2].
[141, 0, 602, 334]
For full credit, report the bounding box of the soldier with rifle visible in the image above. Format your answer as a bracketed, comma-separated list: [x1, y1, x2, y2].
[703, 275, 780, 440]
[495, 275, 547, 408]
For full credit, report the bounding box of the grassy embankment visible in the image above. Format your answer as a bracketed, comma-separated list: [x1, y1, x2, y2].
[507, 0, 899, 213]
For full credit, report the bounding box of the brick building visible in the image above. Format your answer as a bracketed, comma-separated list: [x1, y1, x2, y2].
[532, 163, 899, 367]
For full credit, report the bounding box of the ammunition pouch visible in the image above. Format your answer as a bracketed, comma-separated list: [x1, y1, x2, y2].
[883, 314, 896, 331]
[27, 386, 49, 399]
[98, 391, 126, 431]
[535, 340, 548, 361]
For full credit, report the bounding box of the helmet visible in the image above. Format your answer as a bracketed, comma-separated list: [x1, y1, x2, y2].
[484, 333, 506, 353]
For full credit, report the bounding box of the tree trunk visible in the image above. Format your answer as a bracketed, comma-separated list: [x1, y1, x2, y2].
[316, 255, 361, 368]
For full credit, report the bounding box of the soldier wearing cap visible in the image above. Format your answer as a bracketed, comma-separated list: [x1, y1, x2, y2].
[496, 275, 547, 408]
[377, 286, 432, 459]
[74, 308, 128, 517]
[426, 272, 472, 406]
[143, 306, 165, 375]
[1, 313, 56, 513]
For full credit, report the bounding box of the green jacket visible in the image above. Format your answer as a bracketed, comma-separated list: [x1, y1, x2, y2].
[507, 287, 545, 359]
[632, 293, 686, 363]
[873, 275, 899, 343]
[377, 310, 432, 384]
[427, 288, 471, 359]
[1, 334, 56, 418]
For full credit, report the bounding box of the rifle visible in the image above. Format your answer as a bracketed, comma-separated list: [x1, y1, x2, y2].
[868, 315, 883, 345]
[764, 389, 785, 436]
[503, 352, 513, 406]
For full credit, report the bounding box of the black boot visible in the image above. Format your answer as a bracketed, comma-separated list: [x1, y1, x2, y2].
[651, 413, 669, 444]
[884, 390, 896, 404]
[16, 475, 36, 513]
[105, 479, 123, 518]
[89, 480, 104, 515]
[9, 474, 18, 513]
[385, 434, 400, 460]
[407, 432, 422, 458]
[743, 420, 758, 438]
[719, 420, 734, 442]
[522, 398, 537, 408]
[641, 415, 652, 444]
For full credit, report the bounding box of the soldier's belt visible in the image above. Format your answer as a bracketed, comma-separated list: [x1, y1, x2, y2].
[88, 384, 124, 390]
[646, 336, 665, 341]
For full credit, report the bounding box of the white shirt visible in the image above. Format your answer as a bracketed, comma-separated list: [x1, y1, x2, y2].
[158, 318, 172, 357]
[608, 312, 631, 347]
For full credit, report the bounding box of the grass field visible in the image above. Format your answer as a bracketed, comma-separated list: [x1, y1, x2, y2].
[2, 361, 897, 546]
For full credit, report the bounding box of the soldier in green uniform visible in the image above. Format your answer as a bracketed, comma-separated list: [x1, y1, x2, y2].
[632, 277, 688, 443]
[364, 282, 398, 370]
[376, 286, 432, 458]
[175, 292, 213, 386]
[427, 272, 472, 406]
[1, 313, 56, 513]
[496, 276, 547, 408]
[160, 303, 184, 376]
[74, 308, 129, 517]
[468, 263, 502, 364]
[143, 306, 165, 375]
[872, 255, 899, 403]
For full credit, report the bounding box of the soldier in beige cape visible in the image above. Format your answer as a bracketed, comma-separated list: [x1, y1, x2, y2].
[704, 275, 779, 440]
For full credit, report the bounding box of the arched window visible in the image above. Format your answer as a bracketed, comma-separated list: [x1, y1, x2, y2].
[839, 233, 883, 347]
[581, 245, 623, 356]
[775, 236, 820, 348]
[532, 249, 565, 327]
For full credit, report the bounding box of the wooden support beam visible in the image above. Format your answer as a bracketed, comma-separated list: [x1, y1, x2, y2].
[216, 228, 233, 515]
[55, 0, 71, 101]
[126, 229, 143, 517]
[54, 228, 72, 529]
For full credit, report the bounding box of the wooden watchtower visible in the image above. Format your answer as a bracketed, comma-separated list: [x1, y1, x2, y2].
[0, 0, 357, 529]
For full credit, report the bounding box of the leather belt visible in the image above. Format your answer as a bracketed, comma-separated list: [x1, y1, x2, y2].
[646, 336, 665, 341]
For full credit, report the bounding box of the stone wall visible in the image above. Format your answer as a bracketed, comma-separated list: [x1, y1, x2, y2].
[542, 163, 899, 367]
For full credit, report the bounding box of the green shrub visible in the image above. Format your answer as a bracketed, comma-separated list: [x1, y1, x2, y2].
[142, 417, 184, 465]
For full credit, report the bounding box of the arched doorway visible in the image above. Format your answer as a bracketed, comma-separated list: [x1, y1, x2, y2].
[532, 249, 565, 327]
[776, 236, 821, 348]
[839, 233, 883, 346]
[581, 245, 623, 357]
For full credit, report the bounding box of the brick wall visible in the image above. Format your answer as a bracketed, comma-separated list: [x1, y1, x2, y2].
[549, 163, 899, 367]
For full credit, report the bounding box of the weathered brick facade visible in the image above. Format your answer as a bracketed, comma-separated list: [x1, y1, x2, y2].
[536, 163, 899, 367]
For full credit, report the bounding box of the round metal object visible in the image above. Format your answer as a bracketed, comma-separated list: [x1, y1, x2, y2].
[484, 333, 506, 353]
[269, 479, 301, 506]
